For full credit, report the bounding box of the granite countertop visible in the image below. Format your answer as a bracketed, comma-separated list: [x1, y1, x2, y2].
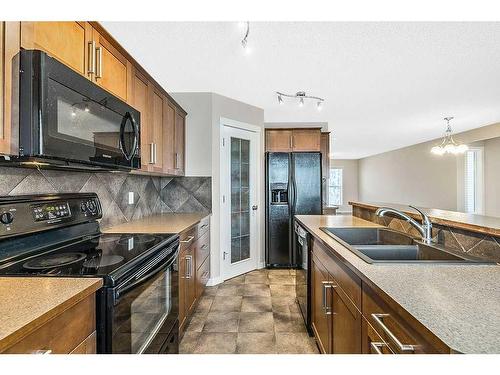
[349, 200, 500, 237]
[0, 277, 102, 352]
[102, 212, 210, 234]
[295, 214, 500, 354]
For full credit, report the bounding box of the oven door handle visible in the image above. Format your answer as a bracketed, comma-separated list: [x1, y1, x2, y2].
[114, 246, 179, 301]
[119, 111, 139, 162]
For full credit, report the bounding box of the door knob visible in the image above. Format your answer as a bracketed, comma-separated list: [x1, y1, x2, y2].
[252, 205, 258, 211]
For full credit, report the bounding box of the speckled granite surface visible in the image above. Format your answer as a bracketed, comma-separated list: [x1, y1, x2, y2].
[295, 214, 500, 354]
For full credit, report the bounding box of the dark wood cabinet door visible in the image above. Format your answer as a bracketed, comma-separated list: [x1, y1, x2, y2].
[0, 22, 19, 156]
[131, 69, 151, 171]
[174, 111, 185, 175]
[93, 29, 129, 102]
[331, 282, 362, 353]
[21, 22, 92, 77]
[292, 129, 321, 151]
[265, 129, 293, 152]
[185, 247, 197, 315]
[311, 255, 331, 353]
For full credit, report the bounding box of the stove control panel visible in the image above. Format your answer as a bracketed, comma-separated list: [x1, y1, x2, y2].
[31, 202, 71, 222]
[0, 193, 102, 239]
[80, 198, 100, 217]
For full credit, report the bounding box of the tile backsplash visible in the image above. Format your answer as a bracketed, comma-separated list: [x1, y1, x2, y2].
[0, 166, 211, 229]
[352, 205, 500, 262]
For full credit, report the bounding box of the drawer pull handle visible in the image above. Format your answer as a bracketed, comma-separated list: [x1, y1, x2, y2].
[32, 349, 52, 354]
[370, 342, 388, 355]
[200, 224, 208, 229]
[185, 255, 193, 279]
[321, 281, 335, 315]
[201, 244, 208, 249]
[371, 313, 415, 353]
[181, 236, 194, 244]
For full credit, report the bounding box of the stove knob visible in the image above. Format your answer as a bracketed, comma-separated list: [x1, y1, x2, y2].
[0, 212, 14, 225]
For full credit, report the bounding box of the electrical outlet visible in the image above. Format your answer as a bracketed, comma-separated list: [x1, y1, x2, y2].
[128, 192, 134, 205]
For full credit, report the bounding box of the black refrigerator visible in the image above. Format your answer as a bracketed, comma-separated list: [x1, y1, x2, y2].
[265, 152, 322, 267]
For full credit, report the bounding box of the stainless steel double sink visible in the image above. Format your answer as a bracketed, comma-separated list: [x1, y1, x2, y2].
[320, 227, 493, 264]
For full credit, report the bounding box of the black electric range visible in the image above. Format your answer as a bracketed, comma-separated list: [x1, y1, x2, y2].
[0, 193, 180, 354]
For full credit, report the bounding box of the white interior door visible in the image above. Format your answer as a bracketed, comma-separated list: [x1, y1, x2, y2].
[221, 123, 260, 280]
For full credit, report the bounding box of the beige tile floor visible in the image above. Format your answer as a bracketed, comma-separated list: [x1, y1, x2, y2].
[180, 269, 319, 354]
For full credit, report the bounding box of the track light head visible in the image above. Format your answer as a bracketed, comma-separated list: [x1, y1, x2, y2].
[317, 101, 323, 111]
[278, 95, 283, 105]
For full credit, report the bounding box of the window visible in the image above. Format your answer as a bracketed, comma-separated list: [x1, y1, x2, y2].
[329, 168, 343, 206]
[464, 148, 484, 214]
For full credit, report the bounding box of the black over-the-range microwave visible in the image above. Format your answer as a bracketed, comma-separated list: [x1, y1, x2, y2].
[13, 49, 141, 170]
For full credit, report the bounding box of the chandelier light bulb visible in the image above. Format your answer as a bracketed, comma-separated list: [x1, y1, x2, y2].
[84, 105, 90, 113]
[430, 117, 468, 156]
[71, 109, 76, 117]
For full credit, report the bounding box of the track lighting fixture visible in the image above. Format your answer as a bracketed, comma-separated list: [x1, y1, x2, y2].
[276, 91, 325, 111]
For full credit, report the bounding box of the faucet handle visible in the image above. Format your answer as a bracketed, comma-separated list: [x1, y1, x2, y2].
[408, 205, 431, 225]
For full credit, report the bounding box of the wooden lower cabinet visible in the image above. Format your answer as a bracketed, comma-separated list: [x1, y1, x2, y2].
[311, 254, 331, 353]
[2, 293, 97, 354]
[178, 216, 210, 334]
[310, 235, 450, 354]
[311, 250, 361, 354]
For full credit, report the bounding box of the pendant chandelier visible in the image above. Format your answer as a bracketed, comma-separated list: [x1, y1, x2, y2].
[430, 117, 468, 155]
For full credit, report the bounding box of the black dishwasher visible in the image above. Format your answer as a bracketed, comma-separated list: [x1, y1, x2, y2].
[294, 221, 312, 336]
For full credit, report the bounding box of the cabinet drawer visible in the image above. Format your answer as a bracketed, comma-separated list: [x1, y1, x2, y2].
[179, 216, 210, 251]
[3, 294, 95, 354]
[194, 231, 210, 269]
[362, 284, 448, 354]
[196, 216, 210, 238]
[70, 331, 96, 354]
[362, 316, 394, 354]
[311, 238, 361, 310]
[196, 256, 210, 299]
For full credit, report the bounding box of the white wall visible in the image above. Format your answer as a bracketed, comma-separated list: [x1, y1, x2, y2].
[172, 92, 265, 285]
[358, 122, 500, 212]
[171, 93, 212, 176]
[330, 159, 359, 213]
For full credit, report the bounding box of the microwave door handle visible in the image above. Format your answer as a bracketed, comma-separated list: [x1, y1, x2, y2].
[114, 247, 179, 302]
[119, 112, 139, 161]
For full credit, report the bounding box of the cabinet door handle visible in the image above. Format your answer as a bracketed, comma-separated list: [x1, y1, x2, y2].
[180, 236, 194, 244]
[95, 46, 103, 79]
[289, 135, 293, 149]
[370, 342, 387, 355]
[32, 349, 52, 354]
[154, 143, 157, 164]
[87, 41, 96, 76]
[321, 281, 335, 315]
[149, 143, 155, 164]
[371, 313, 416, 353]
[175, 152, 179, 169]
[185, 255, 193, 279]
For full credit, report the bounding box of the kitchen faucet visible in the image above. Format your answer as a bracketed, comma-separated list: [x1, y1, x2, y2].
[375, 205, 434, 244]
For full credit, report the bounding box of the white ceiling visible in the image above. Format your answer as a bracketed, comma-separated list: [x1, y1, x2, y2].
[102, 22, 500, 159]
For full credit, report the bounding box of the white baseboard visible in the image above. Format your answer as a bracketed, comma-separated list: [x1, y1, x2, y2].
[258, 261, 266, 269]
[206, 276, 224, 286]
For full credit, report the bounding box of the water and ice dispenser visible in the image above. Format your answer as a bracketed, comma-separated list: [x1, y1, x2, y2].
[270, 183, 288, 204]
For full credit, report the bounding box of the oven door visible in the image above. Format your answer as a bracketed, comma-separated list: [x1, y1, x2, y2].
[105, 244, 179, 354]
[19, 50, 141, 169]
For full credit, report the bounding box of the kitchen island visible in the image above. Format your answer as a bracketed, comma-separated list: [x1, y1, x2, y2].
[295, 214, 500, 354]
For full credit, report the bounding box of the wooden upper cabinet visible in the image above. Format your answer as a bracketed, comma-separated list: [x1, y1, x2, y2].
[92, 29, 129, 101]
[292, 129, 321, 151]
[1, 22, 20, 156]
[21, 22, 92, 76]
[174, 111, 186, 175]
[266, 129, 293, 152]
[131, 68, 150, 171]
[162, 103, 176, 174]
[150, 87, 165, 172]
[266, 128, 321, 152]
